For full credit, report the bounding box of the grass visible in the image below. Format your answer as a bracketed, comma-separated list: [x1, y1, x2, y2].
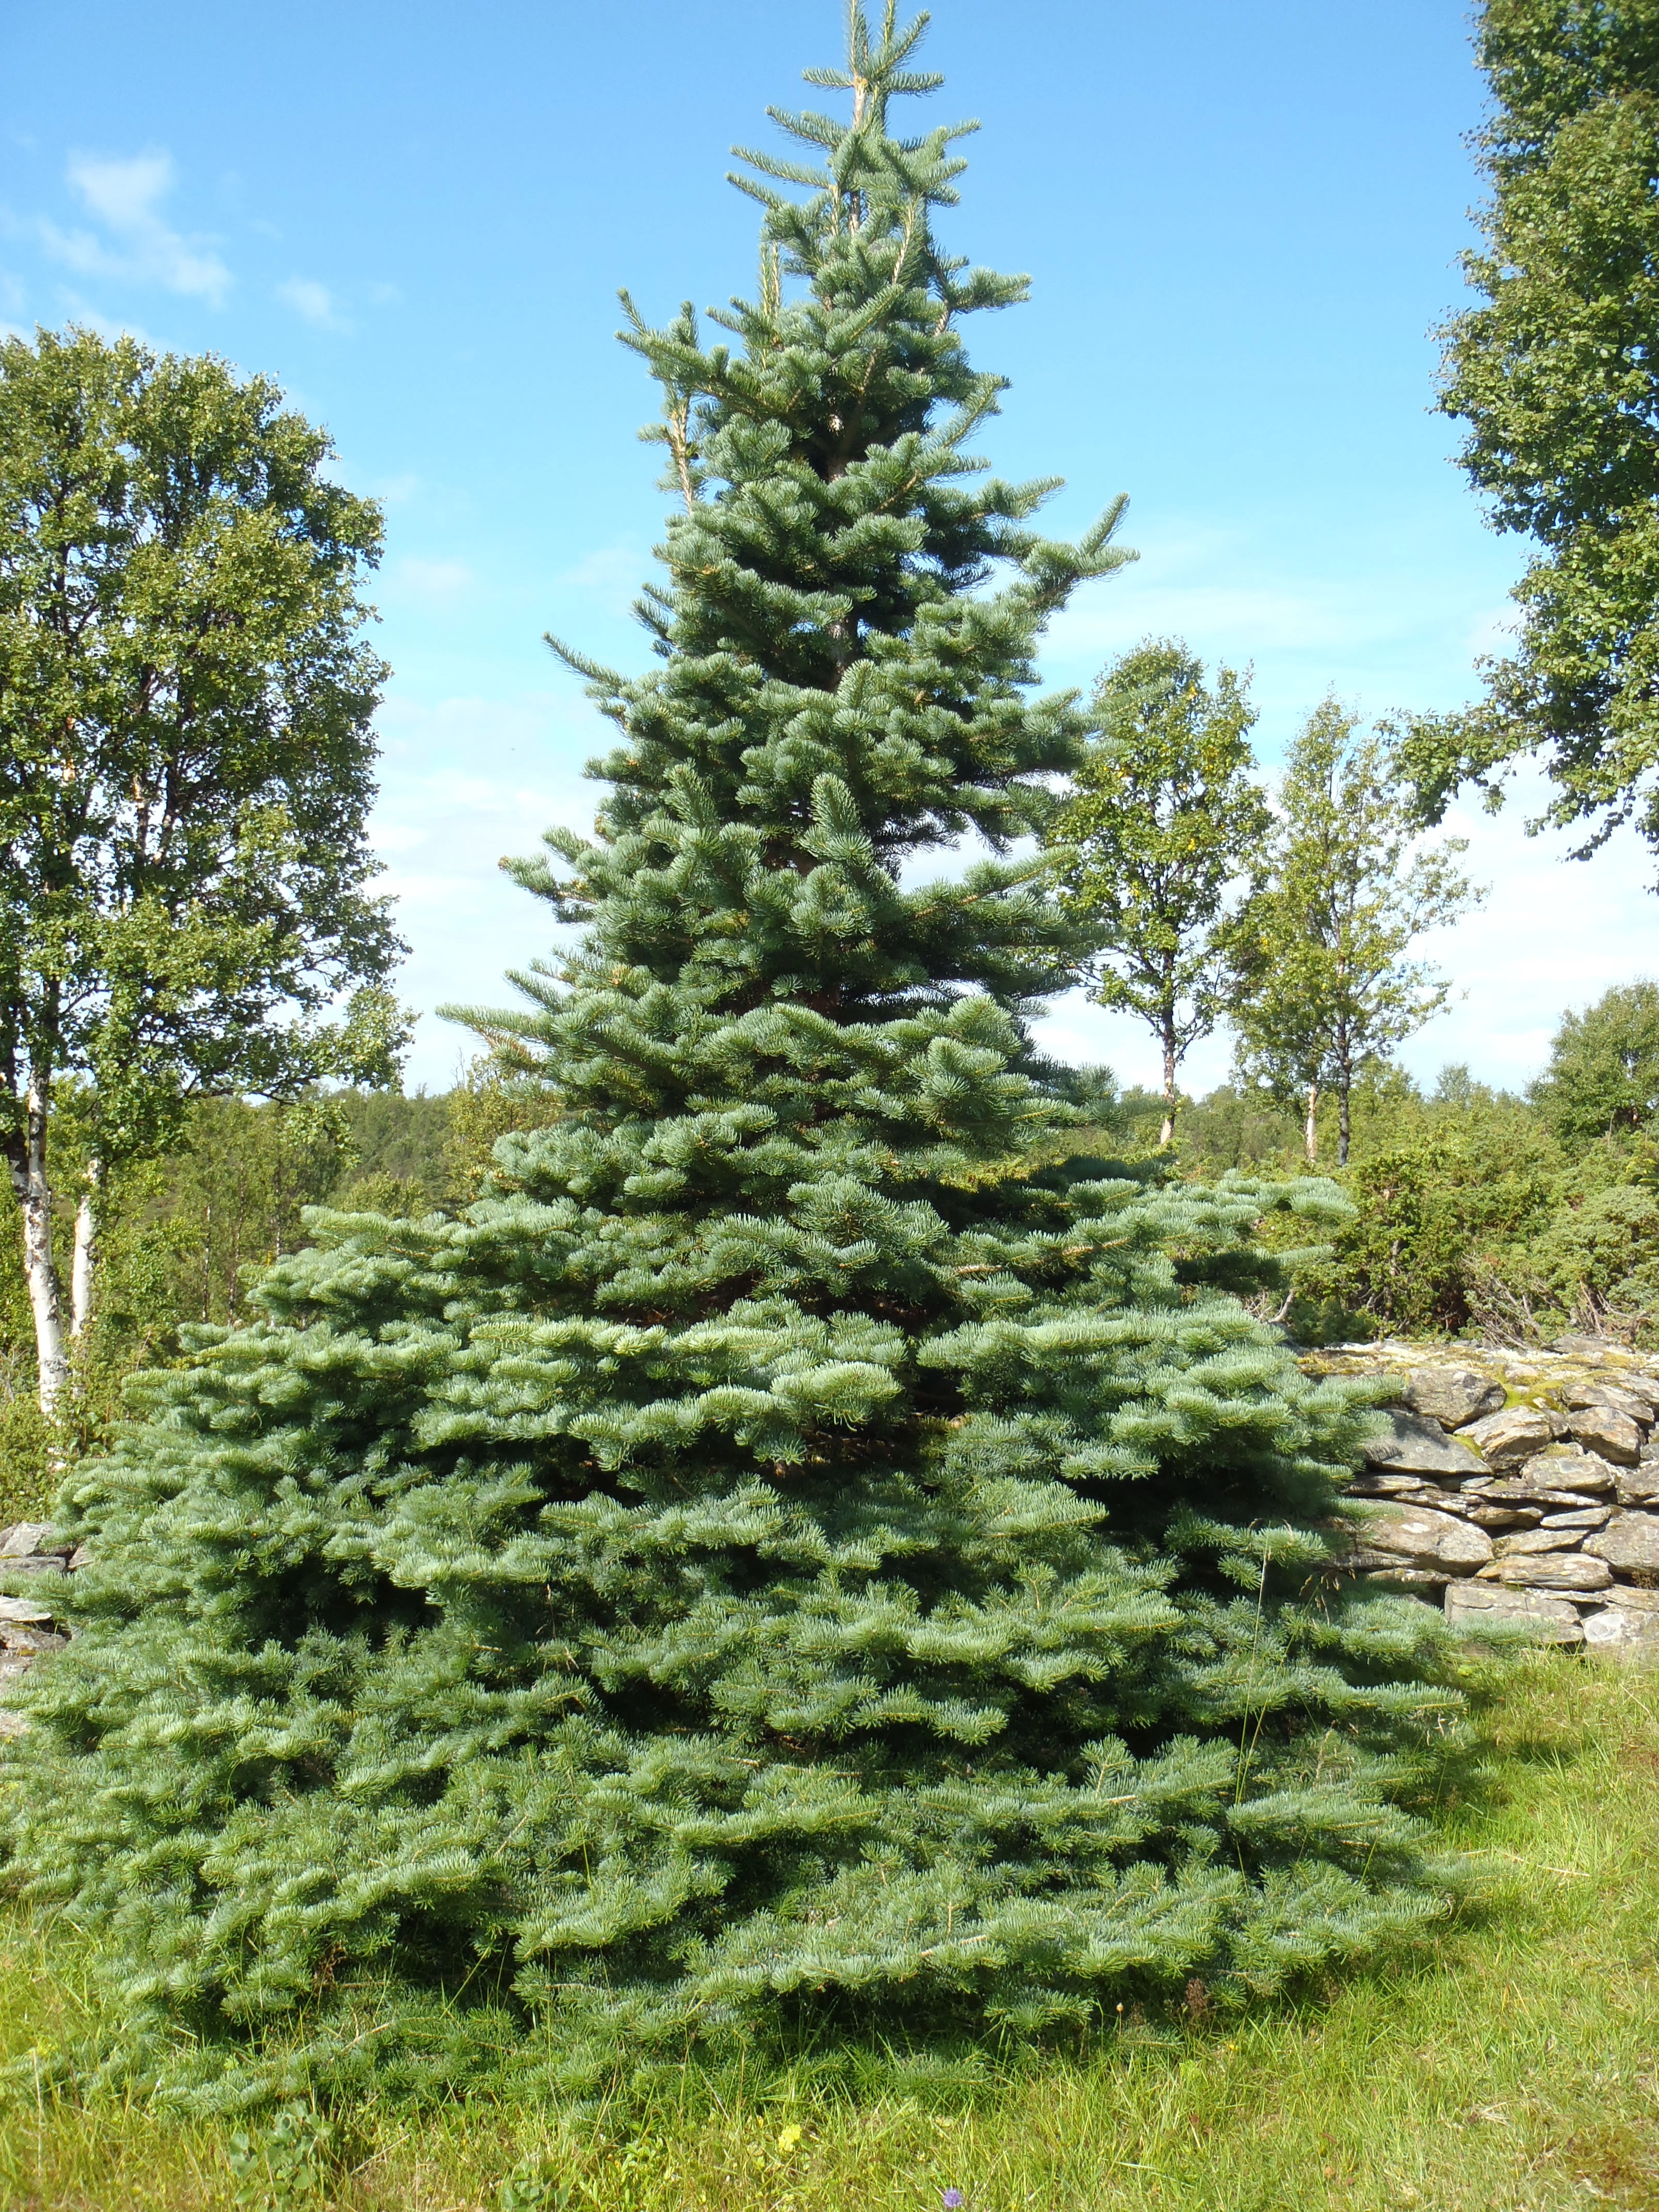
[0, 1653, 1654, 2211]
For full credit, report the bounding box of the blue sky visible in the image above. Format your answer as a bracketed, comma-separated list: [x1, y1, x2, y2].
[5, 0, 1652, 1096]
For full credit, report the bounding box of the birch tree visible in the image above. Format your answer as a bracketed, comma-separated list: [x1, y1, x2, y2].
[1233, 699, 1480, 1164]
[0, 327, 403, 1413]
[1048, 639, 1268, 1145]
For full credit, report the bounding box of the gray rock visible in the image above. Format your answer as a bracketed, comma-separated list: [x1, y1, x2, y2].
[1461, 1405, 1567, 1467]
[1396, 1367, 1506, 1428]
[1492, 1527, 1588, 1558]
[1347, 1504, 1493, 1574]
[1348, 1471, 1443, 1498]
[1540, 1503, 1614, 1530]
[1445, 1581, 1585, 1644]
[1590, 1581, 1659, 1613]
[1361, 1412, 1488, 1479]
[1357, 1567, 1447, 1592]
[0, 1524, 58, 1559]
[0, 1627, 65, 1656]
[1567, 1406, 1644, 1464]
[1466, 1504, 1546, 1531]
[1478, 1552, 1614, 1591]
[1585, 1510, 1659, 1576]
[1517, 1450, 1617, 1497]
[1582, 1603, 1659, 1660]
[0, 1556, 64, 1577]
[1562, 1380, 1654, 1423]
[1617, 1463, 1659, 1506]
[0, 1596, 54, 1625]
[1549, 1333, 1621, 1359]
[0, 1711, 28, 1739]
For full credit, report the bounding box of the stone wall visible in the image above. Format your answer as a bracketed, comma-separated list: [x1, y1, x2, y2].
[1309, 1332, 1659, 1657]
[0, 1523, 77, 1734]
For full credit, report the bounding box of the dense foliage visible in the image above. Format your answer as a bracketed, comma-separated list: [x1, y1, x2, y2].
[1411, 0, 1659, 857]
[0, 327, 404, 1411]
[0, 11, 1456, 2107]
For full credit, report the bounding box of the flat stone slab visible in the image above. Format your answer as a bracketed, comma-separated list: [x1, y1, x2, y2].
[1618, 1463, 1659, 1506]
[1591, 1581, 1659, 1613]
[1567, 1407, 1644, 1464]
[1585, 1510, 1659, 1576]
[1563, 1380, 1655, 1421]
[1462, 1406, 1567, 1466]
[0, 1524, 58, 1560]
[1517, 1451, 1617, 1497]
[1493, 1527, 1586, 1558]
[1446, 1581, 1585, 1644]
[1361, 1412, 1487, 1478]
[1478, 1552, 1614, 1591]
[1539, 1503, 1614, 1530]
[1395, 1367, 1506, 1428]
[0, 1597, 54, 1625]
[1347, 1504, 1493, 1573]
[1466, 1503, 1546, 1530]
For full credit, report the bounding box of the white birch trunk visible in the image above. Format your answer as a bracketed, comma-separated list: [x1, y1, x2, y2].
[70, 1160, 100, 1339]
[1303, 1083, 1320, 1166]
[9, 1079, 68, 1414]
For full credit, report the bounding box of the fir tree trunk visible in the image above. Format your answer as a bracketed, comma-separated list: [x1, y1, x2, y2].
[1303, 1081, 1320, 1164]
[6, 1075, 68, 1414]
[70, 1161, 100, 1341]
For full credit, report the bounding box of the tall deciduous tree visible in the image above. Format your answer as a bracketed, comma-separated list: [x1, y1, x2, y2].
[1532, 978, 1659, 1146]
[6, 12, 1452, 2104]
[1048, 639, 1268, 1145]
[1233, 701, 1479, 1165]
[1406, 0, 1659, 859]
[0, 328, 404, 1412]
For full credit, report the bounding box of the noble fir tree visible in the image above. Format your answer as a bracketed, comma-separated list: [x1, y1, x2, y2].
[3, 7, 1456, 2103]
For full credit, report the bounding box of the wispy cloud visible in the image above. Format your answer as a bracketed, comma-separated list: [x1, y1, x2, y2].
[276, 274, 349, 331]
[395, 557, 475, 603]
[36, 151, 230, 304]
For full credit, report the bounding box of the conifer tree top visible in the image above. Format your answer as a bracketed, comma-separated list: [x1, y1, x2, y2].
[462, 4, 1134, 1079]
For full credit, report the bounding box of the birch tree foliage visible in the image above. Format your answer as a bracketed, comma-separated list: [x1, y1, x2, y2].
[1233, 701, 1481, 1165]
[1048, 639, 1268, 1145]
[0, 327, 404, 1411]
[1405, 0, 1659, 861]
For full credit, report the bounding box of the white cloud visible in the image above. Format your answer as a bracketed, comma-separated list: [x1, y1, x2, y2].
[276, 275, 349, 331]
[394, 557, 475, 603]
[37, 151, 230, 304]
[371, 689, 600, 1086]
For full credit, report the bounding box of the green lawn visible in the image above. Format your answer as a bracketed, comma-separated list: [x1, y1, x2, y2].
[0, 1653, 1655, 2212]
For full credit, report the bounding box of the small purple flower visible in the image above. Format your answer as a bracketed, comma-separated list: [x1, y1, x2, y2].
[942, 2192, 964, 2209]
